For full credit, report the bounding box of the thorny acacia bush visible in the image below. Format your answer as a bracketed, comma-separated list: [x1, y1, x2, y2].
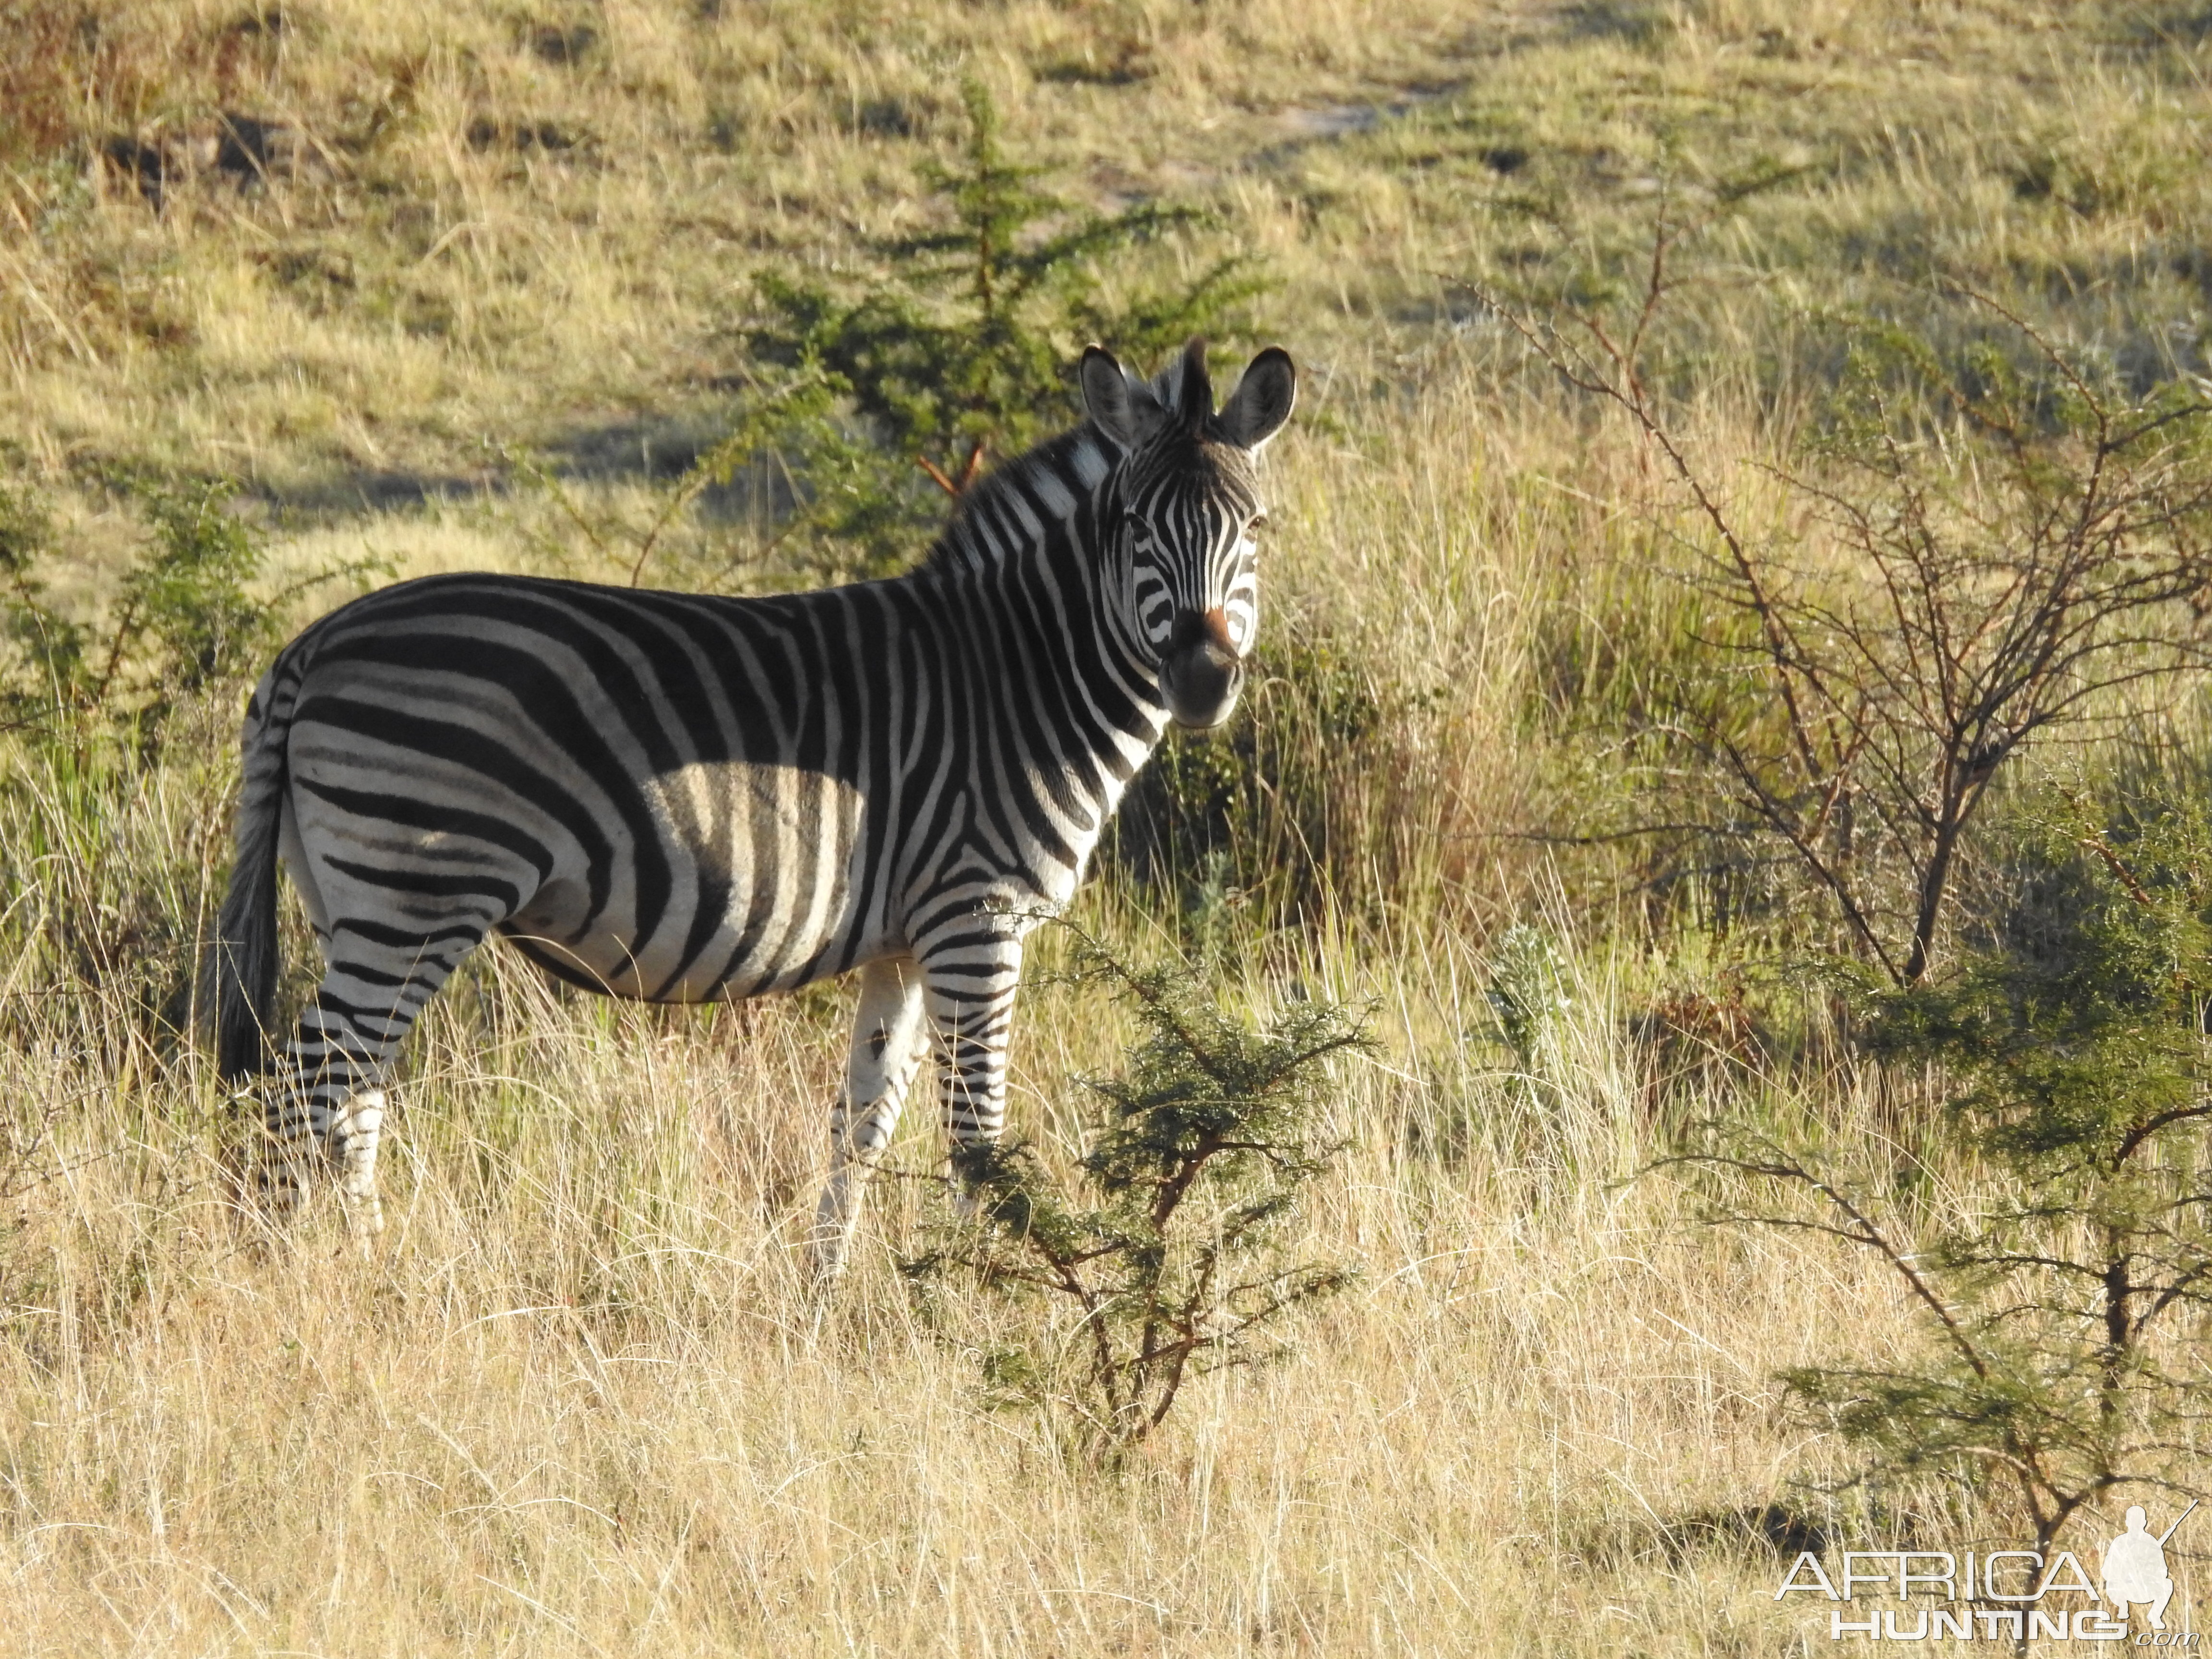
[904, 937, 1367, 1462]
[744, 79, 1267, 573]
[1488, 214, 2212, 984]
[1711, 313, 2212, 985]
[0, 468, 378, 749]
[1668, 780, 2212, 1556]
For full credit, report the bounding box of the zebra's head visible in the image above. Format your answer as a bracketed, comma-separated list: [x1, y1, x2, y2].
[1080, 339, 1297, 731]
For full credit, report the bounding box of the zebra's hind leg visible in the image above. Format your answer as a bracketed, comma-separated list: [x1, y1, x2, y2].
[264, 919, 485, 1241]
[807, 957, 927, 1286]
[262, 1077, 388, 1238]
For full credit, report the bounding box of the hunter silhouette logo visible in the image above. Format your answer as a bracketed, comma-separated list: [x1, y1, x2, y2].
[2104, 1503, 2195, 1633]
[1775, 1500, 2199, 1642]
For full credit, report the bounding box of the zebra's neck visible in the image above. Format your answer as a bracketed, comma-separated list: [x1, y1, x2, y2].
[905, 423, 1170, 882]
[920, 422, 1159, 690]
[922, 425, 1116, 578]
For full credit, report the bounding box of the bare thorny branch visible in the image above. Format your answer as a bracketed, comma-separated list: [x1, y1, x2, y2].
[1460, 212, 2212, 983]
[1658, 1141, 2135, 1549]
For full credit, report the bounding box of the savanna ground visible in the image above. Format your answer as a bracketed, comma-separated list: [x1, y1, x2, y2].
[6, 0, 2212, 1651]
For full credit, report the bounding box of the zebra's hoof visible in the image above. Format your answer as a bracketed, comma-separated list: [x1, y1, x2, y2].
[803, 1232, 851, 1296]
[256, 1171, 311, 1217]
[344, 1192, 385, 1245]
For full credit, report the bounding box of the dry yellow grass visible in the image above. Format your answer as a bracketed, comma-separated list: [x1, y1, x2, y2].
[7, 2, 2212, 1652]
[0, 898, 1913, 1657]
[8, 0, 2206, 493]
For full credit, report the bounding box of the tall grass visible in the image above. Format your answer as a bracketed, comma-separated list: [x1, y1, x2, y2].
[0, 366, 1947, 1656]
[0, 786, 1916, 1655]
[6, 2, 2212, 1650]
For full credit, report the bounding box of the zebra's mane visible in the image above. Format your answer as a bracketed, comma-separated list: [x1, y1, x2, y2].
[918, 347, 1242, 579]
[920, 422, 1116, 578]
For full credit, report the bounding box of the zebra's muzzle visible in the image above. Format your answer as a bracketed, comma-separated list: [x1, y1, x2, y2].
[1161, 606, 1245, 730]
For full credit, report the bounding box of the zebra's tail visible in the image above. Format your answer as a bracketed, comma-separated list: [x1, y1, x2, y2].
[215, 671, 292, 1082]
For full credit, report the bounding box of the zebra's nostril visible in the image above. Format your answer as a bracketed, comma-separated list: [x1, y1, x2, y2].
[1161, 608, 1245, 728]
[1169, 607, 1241, 665]
[1201, 607, 1236, 658]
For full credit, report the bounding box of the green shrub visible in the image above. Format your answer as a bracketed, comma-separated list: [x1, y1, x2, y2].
[1671, 778, 2212, 1551]
[0, 472, 376, 747]
[905, 936, 1366, 1462]
[743, 79, 1269, 573]
[0, 470, 378, 1024]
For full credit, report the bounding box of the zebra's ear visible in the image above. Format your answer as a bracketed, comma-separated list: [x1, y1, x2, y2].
[1217, 347, 1297, 453]
[1080, 344, 1164, 452]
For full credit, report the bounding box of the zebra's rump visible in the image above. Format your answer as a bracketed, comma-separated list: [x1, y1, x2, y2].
[276, 573, 904, 1004]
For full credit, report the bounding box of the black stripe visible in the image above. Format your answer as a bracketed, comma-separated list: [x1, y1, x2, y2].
[296, 694, 616, 928]
[298, 777, 556, 883]
[324, 855, 522, 914]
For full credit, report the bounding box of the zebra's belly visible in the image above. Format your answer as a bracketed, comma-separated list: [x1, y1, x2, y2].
[504, 759, 882, 1003]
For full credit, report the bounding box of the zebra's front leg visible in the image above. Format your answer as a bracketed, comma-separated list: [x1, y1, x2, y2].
[807, 957, 928, 1286]
[919, 930, 1025, 1202]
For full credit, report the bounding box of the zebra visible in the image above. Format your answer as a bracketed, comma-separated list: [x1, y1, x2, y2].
[213, 338, 1296, 1277]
